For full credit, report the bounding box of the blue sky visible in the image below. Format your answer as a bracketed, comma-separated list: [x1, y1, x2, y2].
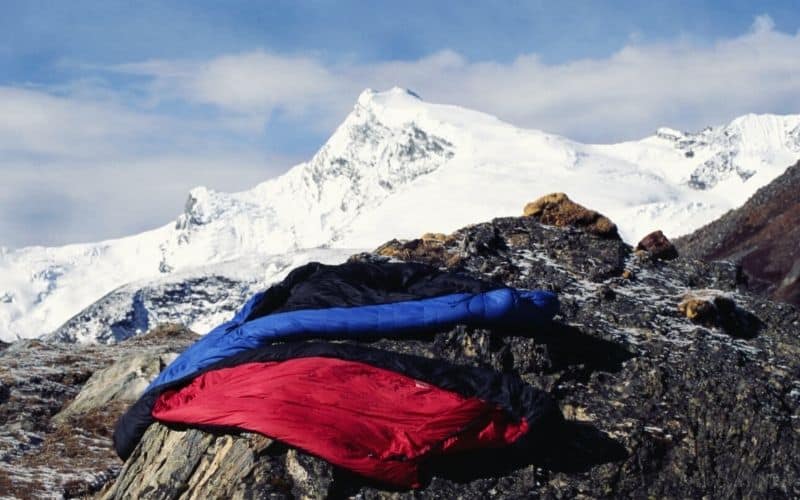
[1, 1, 799, 247]
[5, 1, 800, 69]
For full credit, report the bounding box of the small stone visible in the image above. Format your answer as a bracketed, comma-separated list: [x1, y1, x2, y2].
[597, 285, 616, 301]
[678, 290, 762, 338]
[421, 232, 448, 242]
[636, 230, 678, 260]
[286, 449, 334, 500]
[679, 295, 717, 322]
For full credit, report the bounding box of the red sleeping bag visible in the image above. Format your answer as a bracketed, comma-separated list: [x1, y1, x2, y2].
[152, 357, 529, 487]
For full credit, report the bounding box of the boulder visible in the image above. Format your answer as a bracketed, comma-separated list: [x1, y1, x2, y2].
[4, 210, 800, 498]
[636, 230, 679, 260]
[53, 351, 178, 423]
[0, 324, 197, 498]
[523, 192, 619, 238]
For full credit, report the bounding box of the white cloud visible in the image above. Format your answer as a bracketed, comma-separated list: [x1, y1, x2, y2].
[0, 87, 157, 159]
[373, 16, 800, 140]
[116, 15, 800, 142]
[751, 14, 776, 34]
[115, 51, 342, 120]
[0, 85, 299, 248]
[0, 152, 295, 248]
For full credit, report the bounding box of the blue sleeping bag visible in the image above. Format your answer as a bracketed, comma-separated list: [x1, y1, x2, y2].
[148, 287, 558, 391]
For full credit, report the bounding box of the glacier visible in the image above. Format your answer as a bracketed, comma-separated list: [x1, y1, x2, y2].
[1, 87, 798, 342]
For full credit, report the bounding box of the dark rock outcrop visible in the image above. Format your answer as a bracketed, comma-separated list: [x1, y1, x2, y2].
[0, 325, 197, 497]
[522, 192, 619, 238]
[4, 204, 800, 499]
[676, 160, 800, 306]
[636, 230, 678, 260]
[102, 209, 799, 499]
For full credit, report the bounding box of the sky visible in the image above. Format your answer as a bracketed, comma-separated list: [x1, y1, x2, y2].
[1, 1, 799, 248]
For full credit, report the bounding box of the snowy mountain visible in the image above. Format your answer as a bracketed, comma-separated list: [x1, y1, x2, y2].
[48, 248, 355, 344]
[1, 87, 798, 343]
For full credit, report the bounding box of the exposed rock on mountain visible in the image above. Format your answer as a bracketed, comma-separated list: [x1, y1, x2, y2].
[676, 160, 800, 307]
[522, 192, 619, 238]
[51, 275, 246, 345]
[636, 230, 679, 261]
[49, 249, 354, 344]
[0, 325, 197, 497]
[89, 206, 799, 498]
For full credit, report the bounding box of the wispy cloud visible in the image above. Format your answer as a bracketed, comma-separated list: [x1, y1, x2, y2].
[114, 15, 800, 141]
[0, 86, 157, 159]
[0, 152, 291, 248]
[1, 15, 799, 248]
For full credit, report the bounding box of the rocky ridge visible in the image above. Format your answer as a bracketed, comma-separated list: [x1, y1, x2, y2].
[676, 160, 800, 307]
[655, 115, 800, 189]
[2, 197, 800, 498]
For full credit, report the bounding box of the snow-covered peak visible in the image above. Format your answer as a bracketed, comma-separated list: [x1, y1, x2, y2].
[175, 186, 218, 229]
[313, 87, 447, 162]
[356, 87, 422, 108]
[728, 113, 800, 149]
[599, 112, 800, 200]
[2, 89, 799, 343]
[351, 87, 428, 130]
[153, 88, 457, 274]
[653, 113, 800, 154]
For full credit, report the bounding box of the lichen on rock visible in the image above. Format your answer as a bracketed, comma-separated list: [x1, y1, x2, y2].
[678, 289, 763, 338]
[523, 192, 619, 238]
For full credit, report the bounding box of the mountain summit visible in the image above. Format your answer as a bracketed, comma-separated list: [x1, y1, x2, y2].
[1, 88, 798, 342]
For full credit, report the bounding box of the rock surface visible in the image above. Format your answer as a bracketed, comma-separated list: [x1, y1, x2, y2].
[636, 230, 679, 260]
[54, 351, 179, 424]
[677, 290, 763, 339]
[102, 208, 800, 498]
[676, 160, 800, 307]
[522, 192, 619, 238]
[3, 205, 800, 499]
[0, 325, 197, 497]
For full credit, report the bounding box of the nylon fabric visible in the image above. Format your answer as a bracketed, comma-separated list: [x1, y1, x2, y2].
[115, 341, 562, 462]
[152, 357, 529, 487]
[113, 261, 562, 477]
[147, 287, 558, 392]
